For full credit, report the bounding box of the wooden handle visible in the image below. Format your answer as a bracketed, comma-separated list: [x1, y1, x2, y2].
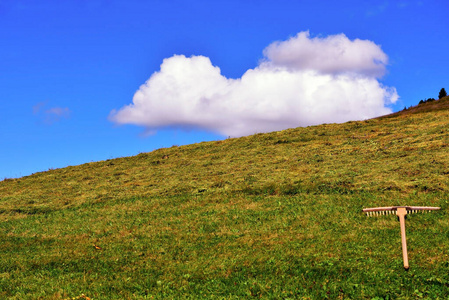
[397, 207, 409, 270]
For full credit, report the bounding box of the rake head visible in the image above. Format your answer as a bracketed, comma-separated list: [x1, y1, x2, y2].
[363, 206, 440, 217]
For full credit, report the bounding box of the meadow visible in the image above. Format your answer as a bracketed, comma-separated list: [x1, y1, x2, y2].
[1, 97, 449, 299]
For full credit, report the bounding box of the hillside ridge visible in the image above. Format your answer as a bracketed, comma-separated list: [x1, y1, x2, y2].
[379, 95, 449, 118]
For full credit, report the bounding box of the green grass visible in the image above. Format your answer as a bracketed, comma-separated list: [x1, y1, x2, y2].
[1, 97, 449, 299]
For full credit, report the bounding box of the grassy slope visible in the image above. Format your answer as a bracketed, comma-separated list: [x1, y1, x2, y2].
[1, 97, 449, 299]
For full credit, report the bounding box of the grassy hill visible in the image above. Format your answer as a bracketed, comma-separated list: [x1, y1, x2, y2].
[1, 97, 449, 299]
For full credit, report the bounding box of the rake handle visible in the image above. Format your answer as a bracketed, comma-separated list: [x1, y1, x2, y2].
[397, 207, 409, 270]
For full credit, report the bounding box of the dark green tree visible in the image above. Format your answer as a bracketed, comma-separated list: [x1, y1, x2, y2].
[439, 88, 447, 99]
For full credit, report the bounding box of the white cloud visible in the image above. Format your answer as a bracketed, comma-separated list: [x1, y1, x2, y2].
[33, 101, 71, 124]
[46, 107, 70, 117]
[109, 31, 398, 137]
[262, 31, 388, 78]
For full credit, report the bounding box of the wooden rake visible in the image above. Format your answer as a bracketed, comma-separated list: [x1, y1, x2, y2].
[362, 206, 440, 270]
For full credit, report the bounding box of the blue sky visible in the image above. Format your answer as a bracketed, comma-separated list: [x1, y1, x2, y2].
[1, 0, 448, 179]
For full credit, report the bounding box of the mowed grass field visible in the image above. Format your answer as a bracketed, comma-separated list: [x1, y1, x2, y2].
[1, 97, 449, 299]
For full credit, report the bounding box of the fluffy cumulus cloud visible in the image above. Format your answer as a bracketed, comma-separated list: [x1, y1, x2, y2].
[263, 31, 388, 77]
[110, 31, 398, 137]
